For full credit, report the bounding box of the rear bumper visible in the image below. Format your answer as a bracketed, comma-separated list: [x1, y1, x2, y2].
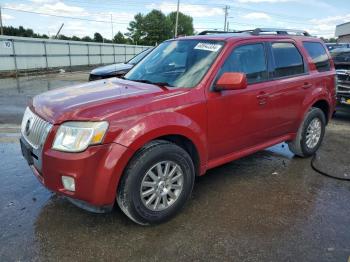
[21, 136, 134, 207]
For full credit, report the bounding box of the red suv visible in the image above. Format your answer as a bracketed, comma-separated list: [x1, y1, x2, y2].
[20, 28, 336, 225]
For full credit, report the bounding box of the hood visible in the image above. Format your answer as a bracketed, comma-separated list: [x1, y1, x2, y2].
[90, 63, 133, 75]
[32, 78, 175, 124]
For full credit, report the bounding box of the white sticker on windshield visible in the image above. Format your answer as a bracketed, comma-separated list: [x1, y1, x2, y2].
[194, 42, 221, 52]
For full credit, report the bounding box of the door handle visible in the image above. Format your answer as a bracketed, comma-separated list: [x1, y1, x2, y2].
[302, 82, 313, 89]
[256, 91, 269, 105]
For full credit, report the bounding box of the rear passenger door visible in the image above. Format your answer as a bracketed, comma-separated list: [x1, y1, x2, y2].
[266, 41, 312, 136]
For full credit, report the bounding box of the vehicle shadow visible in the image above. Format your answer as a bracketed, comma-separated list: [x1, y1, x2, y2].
[334, 105, 350, 122]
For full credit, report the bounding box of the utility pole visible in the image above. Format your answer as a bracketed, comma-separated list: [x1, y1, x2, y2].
[223, 5, 230, 32]
[54, 23, 64, 39]
[0, 5, 4, 35]
[111, 14, 114, 42]
[174, 0, 180, 37]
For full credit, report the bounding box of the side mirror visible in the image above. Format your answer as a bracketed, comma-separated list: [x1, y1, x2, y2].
[215, 72, 247, 91]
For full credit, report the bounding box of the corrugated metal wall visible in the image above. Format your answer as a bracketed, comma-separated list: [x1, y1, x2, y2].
[0, 35, 151, 73]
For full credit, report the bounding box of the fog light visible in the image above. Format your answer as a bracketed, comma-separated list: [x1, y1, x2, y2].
[62, 176, 75, 191]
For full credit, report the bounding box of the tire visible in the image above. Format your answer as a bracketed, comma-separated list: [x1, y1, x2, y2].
[288, 107, 326, 158]
[117, 140, 195, 225]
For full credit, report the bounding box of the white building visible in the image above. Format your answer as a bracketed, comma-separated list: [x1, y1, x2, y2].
[335, 22, 350, 42]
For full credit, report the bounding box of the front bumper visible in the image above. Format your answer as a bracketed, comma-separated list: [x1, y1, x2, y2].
[337, 93, 350, 106]
[20, 135, 133, 208]
[336, 70, 350, 105]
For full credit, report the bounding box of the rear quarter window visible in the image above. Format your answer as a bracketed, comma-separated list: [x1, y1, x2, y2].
[271, 42, 305, 78]
[303, 42, 331, 72]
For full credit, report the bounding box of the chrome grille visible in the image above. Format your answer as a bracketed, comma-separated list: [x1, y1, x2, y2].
[336, 70, 350, 93]
[21, 107, 52, 149]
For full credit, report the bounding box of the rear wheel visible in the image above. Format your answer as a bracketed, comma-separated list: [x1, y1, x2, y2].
[117, 140, 195, 225]
[288, 107, 326, 157]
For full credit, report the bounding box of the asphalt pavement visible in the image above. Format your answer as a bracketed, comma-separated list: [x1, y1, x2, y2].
[0, 73, 349, 261]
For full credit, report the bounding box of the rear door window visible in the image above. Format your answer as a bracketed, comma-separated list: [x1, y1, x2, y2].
[303, 42, 331, 72]
[217, 43, 268, 84]
[271, 42, 305, 78]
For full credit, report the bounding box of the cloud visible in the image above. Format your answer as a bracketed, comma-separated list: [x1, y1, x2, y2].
[3, 1, 134, 37]
[237, 0, 292, 2]
[146, 2, 224, 17]
[304, 14, 350, 37]
[38, 2, 88, 16]
[309, 14, 350, 25]
[29, 0, 56, 3]
[242, 12, 271, 20]
[5, 1, 88, 17]
[2, 14, 14, 21]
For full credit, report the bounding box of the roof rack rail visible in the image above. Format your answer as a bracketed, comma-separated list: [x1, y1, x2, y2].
[237, 28, 311, 36]
[197, 28, 311, 37]
[197, 30, 228, 35]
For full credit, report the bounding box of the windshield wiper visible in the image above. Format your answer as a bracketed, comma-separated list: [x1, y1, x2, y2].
[129, 79, 172, 87]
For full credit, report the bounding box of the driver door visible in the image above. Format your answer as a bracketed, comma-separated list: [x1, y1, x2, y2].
[206, 42, 277, 161]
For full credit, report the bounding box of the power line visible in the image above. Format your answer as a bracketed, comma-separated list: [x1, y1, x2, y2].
[64, 0, 314, 21]
[2, 7, 130, 25]
[60, 0, 321, 28]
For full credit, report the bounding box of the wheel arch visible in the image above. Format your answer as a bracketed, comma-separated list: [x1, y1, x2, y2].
[113, 111, 208, 175]
[123, 129, 206, 177]
[311, 99, 330, 123]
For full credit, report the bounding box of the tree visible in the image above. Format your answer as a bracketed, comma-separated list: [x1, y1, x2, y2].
[126, 13, 146, 44]
[81, 36, 92, 42]
[58, 35, 70, 40]
[71, 35, 81, 41]
[94, 32, 104, 42]
[142, 10, 172, 45]
[320, 37, 338, 43]
[127, 10, 172, 45]
[167, 11, 194, 37]
[113, 31, 127, 44]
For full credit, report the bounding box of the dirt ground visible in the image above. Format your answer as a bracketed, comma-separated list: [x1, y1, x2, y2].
[0, 73, 349, 261]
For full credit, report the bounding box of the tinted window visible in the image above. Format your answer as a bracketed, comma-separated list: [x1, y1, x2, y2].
[218, 43, 268, 84]
[303, 42, 331, 72]
[272, 43, 304, 78]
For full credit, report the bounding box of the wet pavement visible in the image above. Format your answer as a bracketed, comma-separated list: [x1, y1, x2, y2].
[0, 71, 89, 125]
[0, 74, 350, 261]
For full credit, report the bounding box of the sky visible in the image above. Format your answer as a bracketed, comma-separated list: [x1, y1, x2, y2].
[0, 0, 350, 39]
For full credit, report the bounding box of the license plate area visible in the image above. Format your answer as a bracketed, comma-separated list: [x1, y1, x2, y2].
[340, 97, 350, 105]
[20, 138, 34, 165]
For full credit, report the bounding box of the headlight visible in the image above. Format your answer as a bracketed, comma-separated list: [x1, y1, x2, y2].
[52, 121, 109, 152]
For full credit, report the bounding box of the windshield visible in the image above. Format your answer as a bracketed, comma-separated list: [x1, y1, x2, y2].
[124, 40, 224, 88]
[127, 48, 152, 65]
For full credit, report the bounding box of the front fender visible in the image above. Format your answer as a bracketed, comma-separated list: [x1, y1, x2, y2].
[113, 111, 208, 172]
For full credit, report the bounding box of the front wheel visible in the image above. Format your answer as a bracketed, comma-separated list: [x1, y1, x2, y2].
[288, 107, 326, 157]
[117, 140, 195, 225]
